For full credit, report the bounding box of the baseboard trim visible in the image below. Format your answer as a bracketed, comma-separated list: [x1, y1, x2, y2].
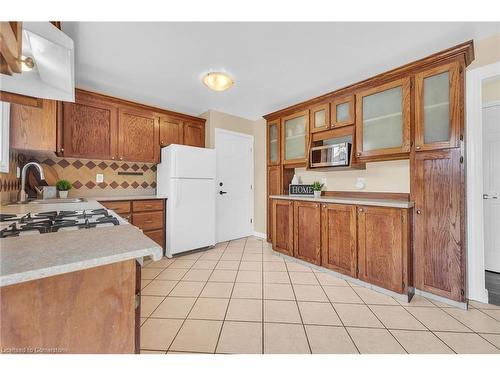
[252, 231, 266, 239]
[415, 289, 468, 310]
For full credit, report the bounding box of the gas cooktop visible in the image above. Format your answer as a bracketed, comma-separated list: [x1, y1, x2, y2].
[0, 209, 121, 238]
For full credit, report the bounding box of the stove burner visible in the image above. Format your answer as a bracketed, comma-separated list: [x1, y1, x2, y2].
[0, 209, 120, 238]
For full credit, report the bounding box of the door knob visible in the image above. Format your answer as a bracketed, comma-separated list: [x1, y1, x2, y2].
[483, 194, 498, 199]
[219, 190, 227, 195]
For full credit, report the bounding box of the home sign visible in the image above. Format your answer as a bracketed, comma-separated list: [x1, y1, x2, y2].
[289, 184, 314, 196]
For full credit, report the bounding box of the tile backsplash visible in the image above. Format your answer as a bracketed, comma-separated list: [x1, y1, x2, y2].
[0, 150, 157, 203]
[0, 150, 22, 203]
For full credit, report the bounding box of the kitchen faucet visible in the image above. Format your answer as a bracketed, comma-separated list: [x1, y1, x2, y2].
[18, 162, 45, 203]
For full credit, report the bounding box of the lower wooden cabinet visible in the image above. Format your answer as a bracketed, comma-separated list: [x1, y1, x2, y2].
[270, 198, 411, 295]
[272, 199, 294, 256]
[413, 149, 464, 301]
[357, 205, 410, 294]
[267, 165, 282, 242]
[293, 201, 321, 265]
[321, 203, 357, 277]
[100, 198, 166, 250]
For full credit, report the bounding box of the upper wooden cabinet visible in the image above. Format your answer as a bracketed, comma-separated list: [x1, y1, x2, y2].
[183, 121, 205, 147]
[272, 199, 294, 256]
[267, 119, 281, 165]
[282, 110, 309, 165]
[415, 61, 462, 151]
[159, 116, 183, 147]
[10, 100, 57, 152]
[118, 107, 159, 163]
[355, 77, 411, 160]
[309, 103, 330, 134]
[357, 205, 409, 294]
[413, 148, 464, 301]
[293, 201, 321, 265]
[62, 93, 118, 160]
[0, 22, 22, 75]
[321, 203, 357, 277]
[331, 95, 355, 128]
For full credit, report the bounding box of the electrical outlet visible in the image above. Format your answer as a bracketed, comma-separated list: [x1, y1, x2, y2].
[355, 177, 366, 190]
[96, 174, 104, 183]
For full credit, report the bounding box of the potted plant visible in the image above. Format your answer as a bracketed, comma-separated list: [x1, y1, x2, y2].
[56, 179, 72, 198]
[312, 181, 324, 198]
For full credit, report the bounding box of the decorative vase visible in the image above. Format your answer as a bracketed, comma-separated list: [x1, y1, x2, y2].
[291, 174, 299, 185]
[314, 190, 321, 198]
[58, 190, 69, 199]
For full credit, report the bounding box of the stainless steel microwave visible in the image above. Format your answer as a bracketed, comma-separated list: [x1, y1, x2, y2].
[310, 142, 351, 168]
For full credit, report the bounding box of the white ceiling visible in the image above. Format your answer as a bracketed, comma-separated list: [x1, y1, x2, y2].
[62, 22, 500, 120]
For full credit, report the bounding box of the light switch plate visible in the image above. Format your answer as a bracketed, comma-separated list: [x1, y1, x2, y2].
[96, 174, 104, 183]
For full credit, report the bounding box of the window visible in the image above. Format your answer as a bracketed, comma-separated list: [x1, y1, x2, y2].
[0, 101, 10, 173]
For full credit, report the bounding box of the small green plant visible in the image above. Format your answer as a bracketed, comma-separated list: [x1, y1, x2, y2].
[312, 181, 324, 191]
[56, 179, 72, 191]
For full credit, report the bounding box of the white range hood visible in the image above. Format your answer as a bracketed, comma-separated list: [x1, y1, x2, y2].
[0, 22, 75, 102]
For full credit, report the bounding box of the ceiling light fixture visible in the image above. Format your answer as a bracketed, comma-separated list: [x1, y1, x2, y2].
[21, 56, 35, 72]
[202, 72, 233, 92]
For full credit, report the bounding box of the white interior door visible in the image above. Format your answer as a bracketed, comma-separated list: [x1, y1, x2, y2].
[483, 102, 500, 273]
[215, 129, 254, 243]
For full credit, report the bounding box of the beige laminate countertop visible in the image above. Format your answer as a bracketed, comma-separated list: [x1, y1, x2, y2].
[89, 195, 167, 202]
[270, 195, 414, 209]
[0, 199, 163, 287]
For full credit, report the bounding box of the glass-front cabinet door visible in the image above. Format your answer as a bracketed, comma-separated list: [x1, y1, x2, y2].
[355, 78, 411, 159]
[267, 119, 280, 165]
[309, 103, 329, 134]
[331, 95, 355, 128]
[282, 110, 309, 165]
[415, 61, 461, 151]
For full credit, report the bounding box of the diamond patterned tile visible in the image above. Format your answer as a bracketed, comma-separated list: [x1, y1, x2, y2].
[98, 182, 108, 189]
[72, 180, 83, 189]
[151, 181, 157, 188]
[42, 158, 56, 166]
[141, 164, 149, 172]
[57, 159, 70, 168]
[121, 181, 130, 188]
[109, 162, 119, 170]
[110, 181, 119, 189]
[122, 163, 130, 171]
[141, 181, 149, 188]
[131, 181, 140, 188]
[85, 181, 96, 189]
[131, 164, 140, 171]
[85, 161, 96, 169]
[98, 162, 108, 170]
[72, 160, 84, 169]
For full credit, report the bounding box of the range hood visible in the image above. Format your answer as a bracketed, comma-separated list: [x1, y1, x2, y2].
[0, 22, 75, 102]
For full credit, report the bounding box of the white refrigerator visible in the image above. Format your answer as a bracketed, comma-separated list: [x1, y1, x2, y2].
[156, 144, 216, 257]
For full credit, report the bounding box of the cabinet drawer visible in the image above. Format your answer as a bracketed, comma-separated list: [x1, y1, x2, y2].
[100, 200, 131, 214]
[132, 200, 164, 212]
[132, 211, 164, 231]
[144, 229, 164, 248]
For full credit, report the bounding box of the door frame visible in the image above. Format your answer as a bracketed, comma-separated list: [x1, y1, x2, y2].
[466, 61, 500, 303]
[214, 128, 255, 242]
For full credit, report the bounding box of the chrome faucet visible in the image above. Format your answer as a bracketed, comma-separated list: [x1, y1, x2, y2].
[19, 162, 45, 203]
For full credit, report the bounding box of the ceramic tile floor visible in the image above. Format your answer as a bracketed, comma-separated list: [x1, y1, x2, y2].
[139, 237, 500, 354]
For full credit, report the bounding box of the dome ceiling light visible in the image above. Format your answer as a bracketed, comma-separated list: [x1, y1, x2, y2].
[202, 72, 234, 92]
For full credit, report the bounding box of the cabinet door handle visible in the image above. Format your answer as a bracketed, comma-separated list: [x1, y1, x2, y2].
[356, 152, 361, 157]
[358, 208, 363, 212]
[145, 205, 153, 208]
[111, 156, 115, 160]
[415, 146, 422, 150]
[322, 204, 326, 208]
[145, 220, 153, 224]
[119, 157, 123, 161]
[60, 147, 64, 153]
[416, 209, 422, 214]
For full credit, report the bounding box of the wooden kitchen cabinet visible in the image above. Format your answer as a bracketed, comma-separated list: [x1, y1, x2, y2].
[62, 92, 118, 160]
[293, 201, 321, 265]
[331, 95, 355, 128]
[10, 99, 57, 152]
[118, 106, 160, 163]
[413, 148, 464, 301]
[357, 205, 410, 294]
[321, 203, 357, 277]
[355, 77, 411, 160]
[414, 61, 462, 151]
[309, 103, 330, 134]
[267, 165, 282, 242]
[282, 110, 309, 166]
[267, 119, 281, 165]
[183, 121, 205, 147]
[159, 116, 183, 147]
[0, 22, 22, 75]
[272, 199, 294, 256]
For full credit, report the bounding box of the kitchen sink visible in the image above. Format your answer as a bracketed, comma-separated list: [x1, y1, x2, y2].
[10, 198, 88, 205]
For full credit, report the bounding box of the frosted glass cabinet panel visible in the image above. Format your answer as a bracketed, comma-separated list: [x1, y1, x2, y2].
[331, 95, 355, 128]
[355, 78, 410, 158]
[310, 103, 329, 133]
[267, 119, 280, 165]
[415, 61, 461, 151]
[282, 110, 308, 164]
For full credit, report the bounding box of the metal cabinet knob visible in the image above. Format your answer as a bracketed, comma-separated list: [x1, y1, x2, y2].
[415, 146, 422, 150]
[416, 209, 422, 214]
[111, 156, 115, 160]
[119, 157, 123, 161]
[322, 204, 326, 208]
[60, 147, 64, 153]
[356, 152, 361, 157]
[358, 208, 363, 212]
